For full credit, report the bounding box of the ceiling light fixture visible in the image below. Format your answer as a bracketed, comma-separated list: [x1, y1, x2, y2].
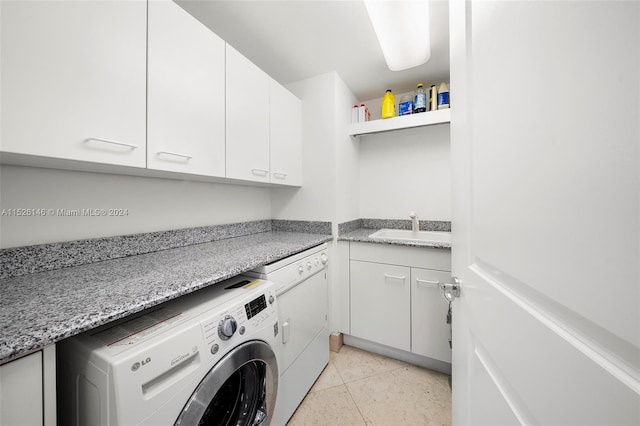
[363, 0, 431, 71]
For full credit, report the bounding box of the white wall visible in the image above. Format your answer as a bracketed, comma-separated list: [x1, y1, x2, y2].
[0, 165, 271, 248]
[270, 72, 338, 221]
[334, 74, 360, 225]
[358, 123, 451, 221]
[270, 71, 360, 226]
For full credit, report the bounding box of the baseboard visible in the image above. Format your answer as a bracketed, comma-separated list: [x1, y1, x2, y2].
[343, 334, 452, 375]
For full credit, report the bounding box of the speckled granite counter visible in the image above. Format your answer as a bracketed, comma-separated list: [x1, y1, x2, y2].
[0, 230, 332, 364]
[338, 218, 452, 249]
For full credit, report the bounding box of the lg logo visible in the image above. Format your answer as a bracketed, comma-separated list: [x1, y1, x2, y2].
[131, 357, 151, 372]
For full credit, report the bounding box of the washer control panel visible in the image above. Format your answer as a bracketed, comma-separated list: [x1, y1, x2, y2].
[200, 283, 277, 357]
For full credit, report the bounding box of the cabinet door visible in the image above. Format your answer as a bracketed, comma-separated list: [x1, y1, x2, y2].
[0, 351, 43, 425]
[350, 260, 411, 351]
[147, 1, 225, 177]
[225, 44, 270, 183]
[411, 267, 452, 362]
[269, 79, 302, 186]
[1, 1, 146, 167]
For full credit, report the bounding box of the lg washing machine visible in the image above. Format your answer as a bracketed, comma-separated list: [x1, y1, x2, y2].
[57, 276, 280, 425]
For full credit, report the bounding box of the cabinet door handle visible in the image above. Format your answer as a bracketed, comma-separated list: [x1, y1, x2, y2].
[384, 274, 406, 281]
[84, 137, 138, 150]
[416, 278, 440, 286]
[157, 151, 192, 160]
[251, 168, 269, 176]
[273, 172, 287, 179]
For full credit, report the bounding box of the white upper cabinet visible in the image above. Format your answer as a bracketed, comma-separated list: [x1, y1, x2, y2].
[225, 44, 270, 183]
[1, 3, 303, 186]
[269, 79, 302, 186]
[0, 1, 147, 167]
[147, 1, 225, 177]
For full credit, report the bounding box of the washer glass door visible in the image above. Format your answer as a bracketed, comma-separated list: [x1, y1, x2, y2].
[175, 341, 278, 426]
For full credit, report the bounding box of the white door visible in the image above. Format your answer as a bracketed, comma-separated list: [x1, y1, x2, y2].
[225, 44, 270, 183]
[147, 0, 226, 177]
[269, 78, 303, 186]
[411, 267, 452, 363]
[0, 0, 146, 167]
[0, 352, 43, 425]
[350, 260, 411, 351]
[450, 1, 639, 425]
[277, 270, 327, 373]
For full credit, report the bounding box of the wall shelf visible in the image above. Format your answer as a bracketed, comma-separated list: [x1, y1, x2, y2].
[347, 108, 451, 137]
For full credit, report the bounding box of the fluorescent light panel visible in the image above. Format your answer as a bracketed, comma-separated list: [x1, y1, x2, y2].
[364, 0, 431, 71]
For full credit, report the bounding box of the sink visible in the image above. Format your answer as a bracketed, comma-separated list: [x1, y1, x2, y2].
[368, 229, 452, 244]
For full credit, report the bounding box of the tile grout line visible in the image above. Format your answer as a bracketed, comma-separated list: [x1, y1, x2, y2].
[330, 349, 412, 425]
[336, 364, 410, 386]
[343, 380, 369, 425]
[330, 352, 369, 425]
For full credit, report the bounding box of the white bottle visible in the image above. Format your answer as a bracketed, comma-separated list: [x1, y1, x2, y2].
[358, 104, 367, 122]
[437, 83, 450, 109]
[351, 105, 359, 123]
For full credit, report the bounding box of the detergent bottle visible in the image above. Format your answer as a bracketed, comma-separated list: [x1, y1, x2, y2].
[381, 89, 395, 119]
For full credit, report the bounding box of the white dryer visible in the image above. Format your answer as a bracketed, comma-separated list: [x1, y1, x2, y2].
[247, 243, 329, 425]
[57, 277, 280, 426]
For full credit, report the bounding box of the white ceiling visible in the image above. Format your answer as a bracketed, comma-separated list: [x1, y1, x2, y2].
[177, 0, 450, 102]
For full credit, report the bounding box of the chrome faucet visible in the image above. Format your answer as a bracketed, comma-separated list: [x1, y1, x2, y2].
[409, 211, 419, 232]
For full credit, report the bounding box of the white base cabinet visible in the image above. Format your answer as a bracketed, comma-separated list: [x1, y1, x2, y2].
[0, 346, 56, 426]
[411, 267, 453, 363]
[348, 242, 452, 363]
[350, 261, 411, 352]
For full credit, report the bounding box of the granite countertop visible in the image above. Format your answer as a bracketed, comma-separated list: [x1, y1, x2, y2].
[338, 219, 452, 249]
[0, 230, 331, 364]
[338, 228, 451, 249]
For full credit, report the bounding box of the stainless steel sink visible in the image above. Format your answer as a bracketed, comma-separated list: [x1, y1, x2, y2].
[368, 229, 452, 244]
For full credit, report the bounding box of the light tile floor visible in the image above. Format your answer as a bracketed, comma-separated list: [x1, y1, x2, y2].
[286, 345, 452, 426]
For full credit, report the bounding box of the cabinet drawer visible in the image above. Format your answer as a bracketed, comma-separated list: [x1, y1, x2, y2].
[350, 242, 451, 271]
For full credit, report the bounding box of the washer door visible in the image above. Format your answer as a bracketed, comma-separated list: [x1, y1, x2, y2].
[175, 340, 278, 426]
